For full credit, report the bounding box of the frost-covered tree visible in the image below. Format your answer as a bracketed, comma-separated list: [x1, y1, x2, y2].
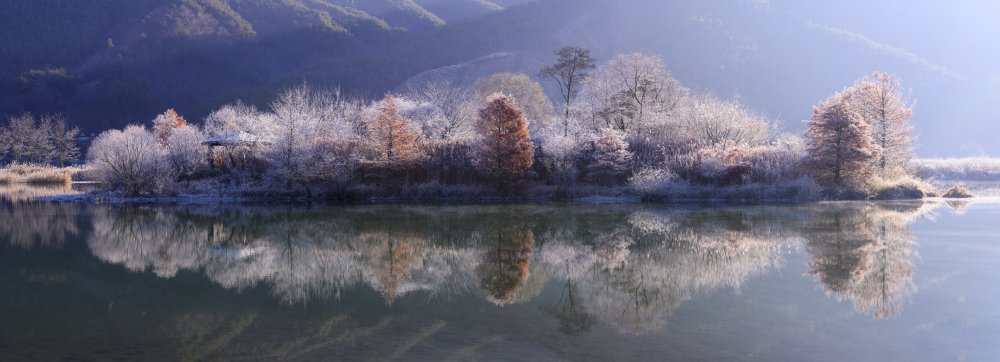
[586, 128, 633, 185]
[540, 46, 597, 136]
[407, 79, 475, 140]
[165, 125, 207, 181]
[87, 125, 165, 195]
[846, 72, 915, 178]
[268, 85, 331, 196]
[152, 109, 187, 146]
[474, 94, 535, 188]
[534, 134, 582, 187]
[0, 124, 9, 162]
[580, 52, 687, 136]
[806, 92, 877, 187]
[3, 113, 54, 164]
[368, 94, 424, 173]
[473, 72, 554, 134]
[681, 94, 770, 147]
[49, 115, 81, 167]
[204, 101, 275, 170]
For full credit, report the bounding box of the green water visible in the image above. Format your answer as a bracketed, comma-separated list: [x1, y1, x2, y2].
[1, 199, 998, 361]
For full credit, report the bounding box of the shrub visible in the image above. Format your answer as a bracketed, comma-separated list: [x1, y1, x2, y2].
[165, 125, 208, 181]
[943, 184, 974, 199]
[629, 168, 676, 196]
[533, 134, 581, 187]
[866, 176, 937, 200]
[586, 128, 634, 185]
[87, 125, 167, 195]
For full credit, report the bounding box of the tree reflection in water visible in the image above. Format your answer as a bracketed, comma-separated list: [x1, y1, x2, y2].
[0, 201, 940, 336]
[804, 203, 930, 319]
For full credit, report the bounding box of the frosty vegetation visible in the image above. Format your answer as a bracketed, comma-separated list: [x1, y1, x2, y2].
[0, 47, 961, 201]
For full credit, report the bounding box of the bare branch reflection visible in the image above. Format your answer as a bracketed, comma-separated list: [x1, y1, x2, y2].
[0, 200, 942, 337]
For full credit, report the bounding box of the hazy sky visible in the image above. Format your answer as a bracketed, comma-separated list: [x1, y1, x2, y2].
[771, 0, 1000, 156]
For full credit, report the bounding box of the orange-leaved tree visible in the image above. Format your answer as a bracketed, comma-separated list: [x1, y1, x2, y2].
[474, 94, 535, 188]
[369, 94, 424, 175]
[152, 109, 186, 145]
[806, 91, 877, 187]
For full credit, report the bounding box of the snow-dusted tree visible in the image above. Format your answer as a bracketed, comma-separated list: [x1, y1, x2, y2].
[681, 93, 771, 147]
[268, 85, 329, 196]
[3, 114, 31, 163]
[165, 125, 207, 181]
[806, 92, 877, 187]
[846, 72, 915, 178]
[204, 101, 276, 170]
[474, 94, 535, 188]
[368, 94, 424, 173]
[540, 46, 597, 136]
[580, 52, 687, 136]
[87, 125, 165, 195]
[152, 109, 187, 145]
[473, 72, 554, 134]
[534, 133, 582, 187]
[49, 115, 81, 167]
[407, 79, 475, 140]
[3, 113, 54, 163]
[586, 128, 633, 185]
[0, 123, 9, 162]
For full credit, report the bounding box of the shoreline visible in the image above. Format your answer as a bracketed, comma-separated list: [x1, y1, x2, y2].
[31, 189, 946, 206]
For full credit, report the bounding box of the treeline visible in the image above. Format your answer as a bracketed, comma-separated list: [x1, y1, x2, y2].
[81, 47, 926, 200]
[0, 113, 81, 167]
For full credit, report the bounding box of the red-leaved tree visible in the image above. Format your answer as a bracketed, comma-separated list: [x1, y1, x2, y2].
[475, 94, 535, 188]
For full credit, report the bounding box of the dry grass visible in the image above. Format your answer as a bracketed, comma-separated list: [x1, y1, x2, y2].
[911, 157, 1000, 181]
[0, 163, 81, 184]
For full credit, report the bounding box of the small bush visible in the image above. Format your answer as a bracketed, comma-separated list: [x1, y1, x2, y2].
[943, 184, 974, 199]
[867, 176, 937, 200]
[628, 168, 676, 196]
[87, 125, 169, 196]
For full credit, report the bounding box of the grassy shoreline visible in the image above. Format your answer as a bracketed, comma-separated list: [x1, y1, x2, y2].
[0, 163, 81, 185]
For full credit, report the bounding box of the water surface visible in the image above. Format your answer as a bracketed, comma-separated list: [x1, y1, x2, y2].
[1, 196, 999, 361]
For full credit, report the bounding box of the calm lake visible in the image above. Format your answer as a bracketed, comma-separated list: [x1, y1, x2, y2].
[2, 193, 999, 360]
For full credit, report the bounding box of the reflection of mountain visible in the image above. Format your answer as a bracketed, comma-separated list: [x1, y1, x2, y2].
[0, 201, 939, 338]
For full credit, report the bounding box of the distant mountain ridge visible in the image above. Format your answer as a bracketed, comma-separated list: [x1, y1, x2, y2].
[0, 0, 991, 155]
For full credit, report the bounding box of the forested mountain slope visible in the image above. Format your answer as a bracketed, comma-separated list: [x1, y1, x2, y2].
[0, 0, 992, 155]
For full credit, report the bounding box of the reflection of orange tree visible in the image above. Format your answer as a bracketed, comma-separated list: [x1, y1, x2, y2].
[363, 233, 428, 304]
[477, 227, 535, 306]
[804, 204, 924, 319]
